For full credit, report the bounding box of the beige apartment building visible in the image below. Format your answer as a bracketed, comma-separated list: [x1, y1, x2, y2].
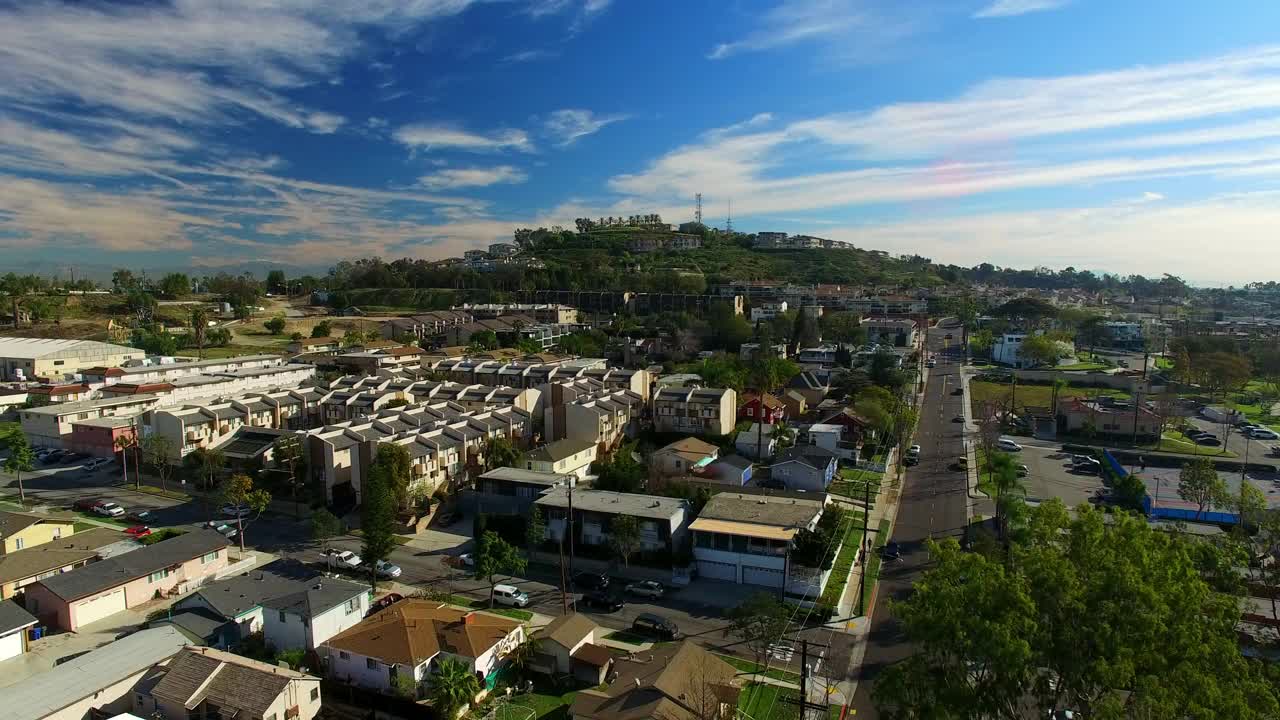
[653, 387, 738, 436]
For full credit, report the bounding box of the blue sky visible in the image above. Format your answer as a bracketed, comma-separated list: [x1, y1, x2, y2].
[3, 0, 1280, 284]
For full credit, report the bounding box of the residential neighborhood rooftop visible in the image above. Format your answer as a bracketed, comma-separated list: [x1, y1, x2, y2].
[36, 529, 228, 602]
[535, 487, 689, 519]
[525, 437, 596, 463]
[324, 600, 519, 666]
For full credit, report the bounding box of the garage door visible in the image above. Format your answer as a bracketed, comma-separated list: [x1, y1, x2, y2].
[0, 631, 22, 662]
[742, 565, 785, 588]
[74, 588, 126, 628]
[697, 560, 737, 582]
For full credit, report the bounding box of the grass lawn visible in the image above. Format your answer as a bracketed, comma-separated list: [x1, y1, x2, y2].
[1157, 433, 1237, 457]
[829, 467, 882, 501]
[860, 518, 891, 615]
[1056, 362, 1109, 371]
[717, 655, 803, 684]
[604, 630, 648, 645]
[74, 511, 130, 527]
[503, 682, 579, 720]
[818, 513, 866, 608]
[73, 521, 96, 533]
[428, 593, 534, 621]
[968, 380, 1129, 416]
[738, 683, 803, 720]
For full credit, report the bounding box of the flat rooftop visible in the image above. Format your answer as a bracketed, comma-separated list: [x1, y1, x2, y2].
[535, 488, 687, 519]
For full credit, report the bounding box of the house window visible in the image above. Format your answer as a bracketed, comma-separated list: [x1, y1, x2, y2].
[345, 597, 360, 614]
[279, 611, 287, 623]
[265, 714, 277, 720]
[14, 538, 23, 550]
[148, 568, 172, 583]
[339, 651, 350, 660]
[310, 689, 319, 702]
[367, 658, 378, 670]
[201, 551, 219, 564]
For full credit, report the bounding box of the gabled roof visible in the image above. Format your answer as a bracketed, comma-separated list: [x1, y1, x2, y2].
[787, 372, 827, 390]
[526, 437, 595, 463]
[183, 559, 364, 619]
[324, 600, 520, 665]
[0, 509, 73, 537]
[150, 647, 314, 719]
[741, 392, 784, 410]
[0, 527, 126, 584]
[773, 445, 837, 471]
[36, 530, 228, 602]
[568, 642, 737, 720]
[539, 612, 597, 650]
[656, 437, 719, 457]
[0, 599, 37, 634]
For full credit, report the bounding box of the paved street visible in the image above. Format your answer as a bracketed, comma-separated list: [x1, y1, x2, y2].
[849, 324, 982, 718]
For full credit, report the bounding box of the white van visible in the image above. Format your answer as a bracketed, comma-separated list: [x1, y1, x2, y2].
[493, 584, 530, 608]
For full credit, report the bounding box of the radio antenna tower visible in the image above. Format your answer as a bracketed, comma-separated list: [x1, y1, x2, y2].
[694, 193, 703, 225]
[725, 199, 734, 233]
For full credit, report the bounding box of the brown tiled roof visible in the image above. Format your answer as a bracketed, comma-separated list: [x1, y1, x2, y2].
[540, 612, 597, 650]
[570, 643, 613, 668]
[107, 382, 174, 394]
[658, 437, 719, 456]
[27, 384, 89, 396]
[569, 642, 737, 720]
[324, 600, 520, 665]
[151, 647, 312, 718]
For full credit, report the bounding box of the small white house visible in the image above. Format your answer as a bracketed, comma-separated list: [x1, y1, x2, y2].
[524, 438, 598, 479]
[735, 423, 778, 460]
[324, 601, 525, 697]
[531, 613, 612, 685]
[0, 600, 37, 663]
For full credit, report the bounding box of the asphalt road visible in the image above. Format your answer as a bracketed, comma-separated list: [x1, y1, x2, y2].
[850, 325, 976, 717]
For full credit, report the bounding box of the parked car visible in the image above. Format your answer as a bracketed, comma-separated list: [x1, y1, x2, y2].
[907, 445, 921, 457]
[625, 580, 665, 599]
[573, 571, 610, 591]
[925, 359, 936, 368]
[367, 593, 404, 616]
[457, 552, 476, 568]
[951, 387, 965, 395]
[324, 549, 362, 569]
[996, 438, 1023, 452]
[124, 526, 151, 538]
[221, 504, 251, 518]
[581, 590, 624, 612]
[206, 521, 238, 539]
[1250, 428, 1280, 440]
[82, 457, 111, 471]
[632, 613, 681, 640]
[952, 415, 965, 423]
[1196, 436, 1222, 446]
[371, 559, 402, 579]
[881, 541, 902, 562]
[904, 455, 920, 467]
[493, 584, 530, 608]
[1017, 464, 1030, 477]
[954, 456, 968, 470]
[93, 501, 125, 518]
[73, 497, 101, 512]
[127, 509, 155, 523]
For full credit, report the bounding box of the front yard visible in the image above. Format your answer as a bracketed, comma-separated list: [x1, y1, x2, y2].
[817, 512, 866, 608]
[829, 467, 882, 501]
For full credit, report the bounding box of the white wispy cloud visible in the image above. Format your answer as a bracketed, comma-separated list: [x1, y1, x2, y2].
[973, 0, 1070, 19]
[417, 165, 529, 190]
[708, 0, 869, 60]
[393, 124, 534, 153]
[543, 109, 628, 146]
[500, 49, 557, 64]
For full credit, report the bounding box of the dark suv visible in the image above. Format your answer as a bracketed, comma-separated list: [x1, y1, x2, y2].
[573, 571, 610, 591]
[633, 613, 680, 640]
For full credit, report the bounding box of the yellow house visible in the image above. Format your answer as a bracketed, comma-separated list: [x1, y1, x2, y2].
[0, 511, 76, 554]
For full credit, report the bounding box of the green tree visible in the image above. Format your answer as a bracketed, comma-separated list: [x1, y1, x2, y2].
[427, 657, 480, 717]
[206, 327, 232, 347]
[1019, 334, 1064, 368]
[474, 530, 527, 607]
[311, 320, 332, 338]
[311, 508, 342, 551]
[484, 435, 520, 471]
[515, 337, 542, 355]
[222, 473, 271, 553]
[341, 329, 364, 347]
[728, 592, 791, 675]
[266, 270, 286, 295]
[1178, 457, 1227, 519]
[189, 306, 209, 359]
[368, 443, 413, 510]
[874, 501, 1280, 718]
[140, 434, 176, 493]
[157, 272, 190, 299]
[186, 446, 225, 491]
[233, 304, 254, 321]
[360, 459, 397, 591]
[608, 514, 641, 567]
[391, 672, 418, 700]
[592, 443, 646, 493]
[3, 433, 35, 505]
[525, 505, 546, 552]
[979, 451, 1026, 541]
[289, 331, 303, 343]
[263, 316, 287, 335]
[468, 330, 500, 351]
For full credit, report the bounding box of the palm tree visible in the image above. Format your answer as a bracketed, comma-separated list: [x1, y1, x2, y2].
[114, 433, 135, 488]
[980, 452, 1026, 543]
[427, 658, 480, 717]
[190, 307, 209, 359]
[769, 421, 794, 457]
[505, 639, 537, 681]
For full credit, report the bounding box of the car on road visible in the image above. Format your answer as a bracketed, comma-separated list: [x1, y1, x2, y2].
[954, 456, 968, 470]
[1070, 456, 1102, 472]
[493, 584, 530, 608]
[632, 613, 681, 641]
[908, 444, 921, 456]
[1250, 428, 1280, 440]
[996, 438, 1023, 452]
[580, 590, 624, 612]
[457, 552, 475, 568]
[573, 571, 610, 591]
[951, 387, 965, 395]
[952, 415, 965, 423]
[73, 498, 101, 512]
[904, 455, 919, 467]
[124, 526, 151, 538]
[324, 549, 362, 569]
[881, 541, 902, 562]
[221, 504, 251, 518]
[369, 559, 402, 579]
[925, 359, 936, 368]
[625, 580, 665, 599]
[206, 521, 238, 539]
[127, 510, 156, 524]
[82, 457, 111, 471]
[1017, 464, 1030, 477]
[93, 501, 125, 518]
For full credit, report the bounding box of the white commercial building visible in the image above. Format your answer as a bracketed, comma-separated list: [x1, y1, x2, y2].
[0, 337, 143, 382]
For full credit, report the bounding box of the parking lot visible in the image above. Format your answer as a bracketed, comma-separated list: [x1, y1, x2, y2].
[1005, 443, 1107, 507]
[1142, 466, 1280, 515]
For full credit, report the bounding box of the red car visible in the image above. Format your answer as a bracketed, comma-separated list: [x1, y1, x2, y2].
[124, 526, 152, 538]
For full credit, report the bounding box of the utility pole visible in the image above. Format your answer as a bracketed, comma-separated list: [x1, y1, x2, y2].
[857, 477, 871, 613]
[781, 639, 831, 720]
[567, 480, 575, 578]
